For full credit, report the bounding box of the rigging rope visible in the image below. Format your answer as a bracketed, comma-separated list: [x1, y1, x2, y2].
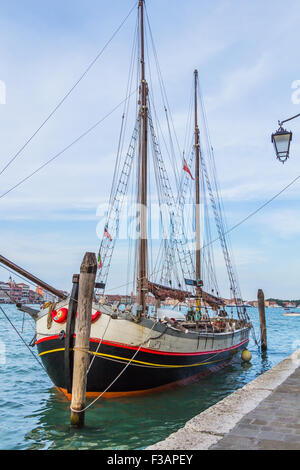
[0, 89, 138, 201]
[102, 172, 300, 296]
[86, 317, 112, 375]
[70, 319, 159, 413]
[0, 304, 53, 378]
[0, 1, 138, 178]
[0, 263, 61, 303]
[144, 4, 182, 164]
[95, 10, 140, 292]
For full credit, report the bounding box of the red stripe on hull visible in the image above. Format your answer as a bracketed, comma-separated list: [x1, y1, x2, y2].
[36, 335, 61, 344]
[37, 334, 248, 357]
[90, 338, 249, 356]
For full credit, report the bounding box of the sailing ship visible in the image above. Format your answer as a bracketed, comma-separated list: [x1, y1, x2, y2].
[19, 1, 251, 399]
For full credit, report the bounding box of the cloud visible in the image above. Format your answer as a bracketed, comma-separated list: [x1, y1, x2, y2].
[206, 55, 270, 111]
[255, 208, 300, 240]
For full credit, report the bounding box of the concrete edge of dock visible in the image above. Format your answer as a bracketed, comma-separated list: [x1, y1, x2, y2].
[146, 349, 300, 450]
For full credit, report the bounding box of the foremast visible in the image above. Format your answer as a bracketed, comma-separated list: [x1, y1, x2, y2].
[137, 0, 148, 316]
[194, 70, 202, 313]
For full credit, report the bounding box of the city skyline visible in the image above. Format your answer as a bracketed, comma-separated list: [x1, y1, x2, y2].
[1, 273, 299, 306]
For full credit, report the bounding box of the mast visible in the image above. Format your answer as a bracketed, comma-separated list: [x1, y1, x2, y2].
[137, 0, 148, 314]
[194, 70, 201, 305]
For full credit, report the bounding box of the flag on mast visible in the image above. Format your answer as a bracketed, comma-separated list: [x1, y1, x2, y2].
[183, 158, 194, 180]
[98, 253, 103, 269]
[104, 226, 112, 242]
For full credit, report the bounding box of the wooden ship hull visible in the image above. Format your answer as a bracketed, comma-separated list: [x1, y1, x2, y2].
[36, 300, 250, 399]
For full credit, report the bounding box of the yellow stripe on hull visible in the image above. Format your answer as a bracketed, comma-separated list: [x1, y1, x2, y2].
[39, 347, 230, 369]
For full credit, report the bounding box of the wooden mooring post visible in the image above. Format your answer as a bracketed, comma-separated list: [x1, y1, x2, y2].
[64, 274, 79, 395]
[70, 252, 97, 427]
[258, 289, 267, 351]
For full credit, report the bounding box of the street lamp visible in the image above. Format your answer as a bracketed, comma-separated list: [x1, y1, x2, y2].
[271, 125, 292, 163]
[272, 113, 300, 163]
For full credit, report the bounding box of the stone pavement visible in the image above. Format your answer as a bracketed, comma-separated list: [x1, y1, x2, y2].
[147, 350, 300, 451]
[210, 366, 300, 450]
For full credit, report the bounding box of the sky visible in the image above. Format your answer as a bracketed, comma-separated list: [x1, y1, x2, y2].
[1, 0, 300, 300]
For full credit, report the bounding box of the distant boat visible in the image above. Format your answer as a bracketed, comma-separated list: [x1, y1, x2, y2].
[283, 312, 300, 317]
[284, 303, 297, 310]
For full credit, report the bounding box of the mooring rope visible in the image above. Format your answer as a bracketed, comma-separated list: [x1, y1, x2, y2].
[0, 1, 138, 178]
[86, 317, 112, 375]
[100, 174, 300, 299]
[70, 321, 250, 415]
[0, 88, 138, 201]
[0, 304, 49, 374]
[70, 320, 159, 414]
[1, 288, 252, 415]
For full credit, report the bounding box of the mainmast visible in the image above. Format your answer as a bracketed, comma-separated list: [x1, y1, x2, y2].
[194, 70, 201, 306]
[137, 0, 148, 315]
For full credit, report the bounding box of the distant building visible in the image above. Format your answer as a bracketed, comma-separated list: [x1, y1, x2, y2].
[17, 283, 30, 303]
[0, 282, 11, 303]
[1, 277, 44, 304]
[43, 291, 59, 304]
[36, 286, 43, 298]
[28, 289, 43, 304]
[265, 300, 280, 308]
[8, 277, 22, 303]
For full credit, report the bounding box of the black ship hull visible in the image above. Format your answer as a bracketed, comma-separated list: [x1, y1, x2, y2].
[37, 334, 249, 399]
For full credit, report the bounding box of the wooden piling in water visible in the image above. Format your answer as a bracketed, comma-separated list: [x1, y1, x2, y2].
[70, 253, 97, 427]
[258, 289, 267, 351]
[64, 274, 79, 395]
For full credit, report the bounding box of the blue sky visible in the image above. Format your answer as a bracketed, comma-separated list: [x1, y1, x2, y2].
[1, 0, 300, 300]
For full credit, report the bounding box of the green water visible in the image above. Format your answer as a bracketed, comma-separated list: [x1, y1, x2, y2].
[0, 306, 299, 450]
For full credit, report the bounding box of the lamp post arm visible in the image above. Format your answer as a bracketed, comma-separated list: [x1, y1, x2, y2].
[280, 113, 300, 126]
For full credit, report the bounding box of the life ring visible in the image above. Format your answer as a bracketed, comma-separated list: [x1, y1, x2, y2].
[91, 311, 102, 323]
[52, 308, 68, 323]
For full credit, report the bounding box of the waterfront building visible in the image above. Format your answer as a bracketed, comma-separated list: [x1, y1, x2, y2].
[0, 282, 11, 303]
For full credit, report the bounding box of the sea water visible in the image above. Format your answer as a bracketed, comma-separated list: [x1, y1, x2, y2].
[0, 305, 299, 450]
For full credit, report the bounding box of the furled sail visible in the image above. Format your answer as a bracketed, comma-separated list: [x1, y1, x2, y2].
[147, 280, 224, 307]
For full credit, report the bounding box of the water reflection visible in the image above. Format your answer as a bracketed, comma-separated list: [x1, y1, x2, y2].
[241, 362, 252, 372]
[259, 351, 272, 374]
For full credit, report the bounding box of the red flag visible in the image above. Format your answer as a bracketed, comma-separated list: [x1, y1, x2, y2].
[104, 227, 112, 242]
[183, 158, 194, 180]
